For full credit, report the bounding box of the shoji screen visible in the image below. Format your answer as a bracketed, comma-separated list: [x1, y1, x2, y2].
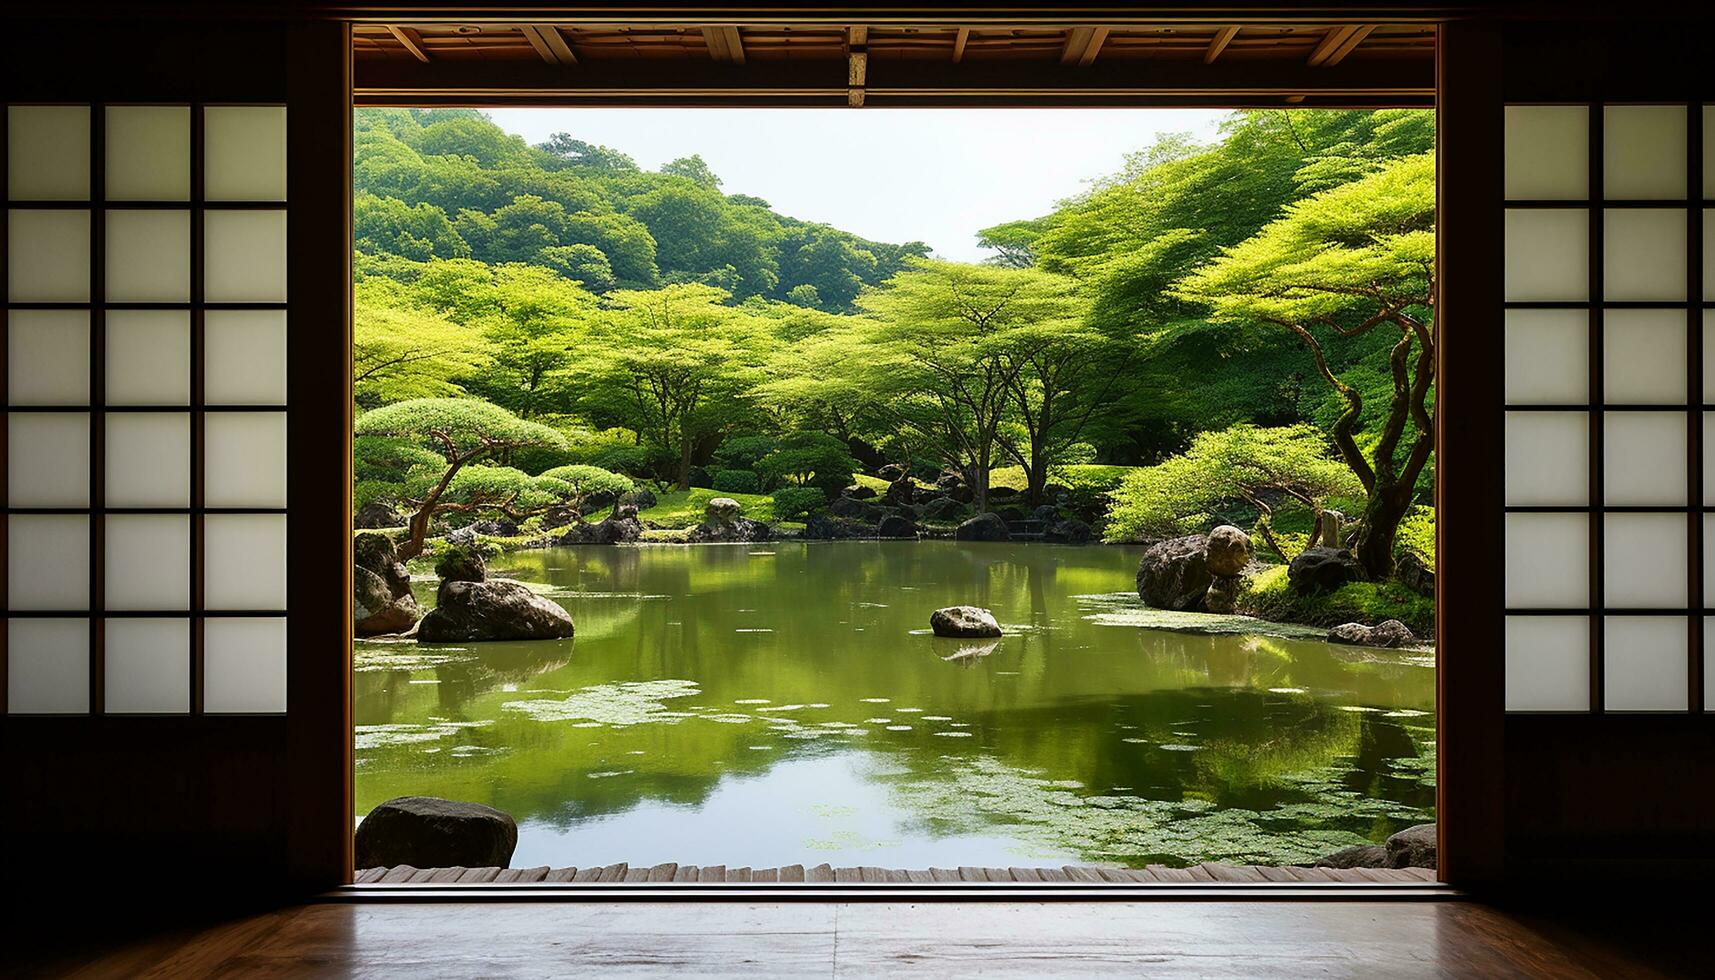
[5, 104, 288, 715]
[1503, 103, 1713, 713]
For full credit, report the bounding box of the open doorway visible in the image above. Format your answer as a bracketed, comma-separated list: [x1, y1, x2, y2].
[349, 100, 1438, 886]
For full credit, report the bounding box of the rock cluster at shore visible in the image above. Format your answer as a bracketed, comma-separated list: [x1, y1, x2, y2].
[354, 533, 424, 637]
[1134, 526, 1254, 614]
[355, 796, 518, 871]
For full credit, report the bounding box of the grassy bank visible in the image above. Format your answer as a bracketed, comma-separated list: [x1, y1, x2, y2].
[1240, 565, 1434, 636]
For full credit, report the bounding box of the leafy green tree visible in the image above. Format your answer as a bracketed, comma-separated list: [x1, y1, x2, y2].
[568, 285, 767, 489]
[771, 486, 825, 521]
[756, 432, 860, 488]
[1104, 424, 1363, 557]
[561, 212, 659, 287]
[353, 281, 490, 406]
[539, 243, 616, 292]
[660, 154, 723, 189]
[976, 216, 1052, 268]
[354, 193, 469, 261]
[1174, 154, 1435, 577]
[353, 399, 567, 560]
[536, 133, 639, 173]
[537, 464, 635, 512]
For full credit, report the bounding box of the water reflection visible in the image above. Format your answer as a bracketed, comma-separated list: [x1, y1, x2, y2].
[355, 541, 1435, 867]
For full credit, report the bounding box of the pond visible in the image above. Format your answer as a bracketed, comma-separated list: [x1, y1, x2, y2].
[354, 541, 1435, 869]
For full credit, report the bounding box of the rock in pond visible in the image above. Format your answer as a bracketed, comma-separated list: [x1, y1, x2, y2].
[876, 514, 918, 538]
[954, 512, 1011, 542]
[355, 796, 518, 871]
[1136, 534, 1213, 611]
[556, 515, 642, 545]
[1288, 546, 1363, 594]
[929, 605, 1003, 638]
[1328, 619, 1417, 648]
[1205, 524, 1253, 576]
[1385, 823, 1437, 869]
[706, 496, 744, 523]
[416, 580, 575, 642]
[355, 501, 405, 529]
[434, 545, 486, 586]
[687, 516, 773, 543]
[1204, 574, 1242, 614]
[354, 532, 422, 637]
[1313, 843, 1388, 869]
[1043, 518, 1093, 544]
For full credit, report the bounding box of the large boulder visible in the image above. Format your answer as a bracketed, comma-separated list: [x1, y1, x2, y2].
[434, 546, 486, 586]
[954, 512, 1011, 542]
[617, 488, 658, 512]
[1030, 504, 1059, 524]
[922, 496, 965, 522]
[1395, 551, 1434, 597]
[1313, 843, 1388, 869]
[1385, 823, 1437, 869]
[929, 605, 1003, 638]
[883, 479, 916, 507]
[355, 566, 422, 636]
[687, 517, 773, 543]
[706, 497, 744, 524]
[1204, 574, 1242, 614]
[1205, 524, 1253, 576]
[876, 514, 918, 539]
[1328, 619, 1417, 649]
[1043, 518, 1093, 544]
[355, 501, 405, 530]
[1136, 534, 1213, 611]
[354, 796, 518, 871]
[556, 516, 642, 545]
[417, 580, 575, 642]
[354, 533, 409, 591]
[1288, 546, 1363, 594]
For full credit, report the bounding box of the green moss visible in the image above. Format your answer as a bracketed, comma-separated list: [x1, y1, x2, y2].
[641, 489, 779, 528]
[1241, 564, 1434, 637]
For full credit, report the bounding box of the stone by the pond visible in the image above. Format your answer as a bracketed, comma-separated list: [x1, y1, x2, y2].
[922, 496, 965, 522]
[1043, 518, 1093, 544]
[355, 501, 405, 529]
[617, 487, 658, 511]
[687, 516, 773, 543]
[876, 514, 918, 538]
[354, 796, 518, 871]
[1396, 551, 1434, 597]
[416, 580, 575, 642]
[471, 518, 519, 537]
[930, 605, 1003, 638]
[954, 512, 1011, 542]
[556, 515, 642, 545]
[1327, 619, 1417, 648]
[1136, 534, 1213, 611]
[1203, 574, 1242, 614]
[884, 479, 916, 506]
[1031, 504, 1060, 523]
[434, 546, 486, 585]
[1313, 843, 1388, 869]
[355, 566, 422, 636]
[1385, 823, 1437, 869]
[706, 497, 744, 523]
[1288, 546, 1363, 594]
[1205, 524, 1253, 576]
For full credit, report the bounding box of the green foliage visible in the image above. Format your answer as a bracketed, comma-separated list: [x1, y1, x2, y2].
[353, 280, 490, 406]
[1242, 565, 1434, 636]
[538, 464, 634, 499]
[1395, 505, 1436, 564]
[755, 432, 860, 488]
[771, 486, 825, 521]
[711, 469, 763, 494]
[1105, 425, 1362, 543]
[355, 398, 567, 460]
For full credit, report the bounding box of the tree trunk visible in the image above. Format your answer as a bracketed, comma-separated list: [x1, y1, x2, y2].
[1025, 436, 1049, 508]
[1354, 481, 1414, 579]
[676, 436, 693, 491]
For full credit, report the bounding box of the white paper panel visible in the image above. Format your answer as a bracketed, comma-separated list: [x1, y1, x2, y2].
[1604, 617, 1688, 711]
[8, 310, 90, 405]
[204, 310, 287, 405]
[104, 412, 190, 507]
[1604, 209, 1687, 302]
[7, 516, 89, 610]
[1603, 412, 1687, 505]
[1504, 616, 1590, 711]
[204, 617, 287, 713]
[1504, 106, 1589, 201]
[1603, 513, 1688, 608]
[1603, 105, 1688, 200]
[105, 514, 189, 611]
[205, 514, 286, 610]
[1707, 621, 1715, 713]
[8, 105, 90, 201]
[7, 619, 90, 714]
[1705, 210, 1714, 302]
[7, 413, 90, 507]
[1603, 309, 1686, 403]
[204, 412, 287, 507]
[104, 105, 189, 202]
[1504, 412, 1588, 506]
[1705, 107, 1715, 199]
[105, 209, 190, 302]
[7, 209, 90, 302]
[104, 618, 189, 713]
[1705, 514, 1715, 607]
[1505, 513, 1589, 608]
[105, 310, 190, 405]
[1504, 309, 1588, 405]
[1704, 312, 1715, 405]
[204, 106, 287, 202]
[1504, 210, 1589, 302]
[203, 210, 286, 302]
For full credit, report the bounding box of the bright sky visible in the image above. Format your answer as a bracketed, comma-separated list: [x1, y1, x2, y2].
[486, 108, 1230, 263]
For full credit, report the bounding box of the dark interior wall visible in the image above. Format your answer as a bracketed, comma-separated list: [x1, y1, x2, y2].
[1498, 20, 1715, 883]
[2, 19, 317, 897]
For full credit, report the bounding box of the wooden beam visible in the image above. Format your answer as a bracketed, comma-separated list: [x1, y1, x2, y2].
[534, 25, 579, 66]
[951, 27, 969, 64]
[384, 25, 429, 64]
[847, 25, 868, 91]
[1203, 26, 1239, 64]
[1059, 26, 1110, 67]
[703, 25, 745, 65]
[1307, 25, 1361, 67]
[848, 88, 865, 108]
[1321, 24, 1376, 67]
[517, 26, 558, 66]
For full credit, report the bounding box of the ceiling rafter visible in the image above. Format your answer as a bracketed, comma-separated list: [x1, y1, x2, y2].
[847, 26, 868, 107]
[951, 27, 970, 63]
[703, 25, 746, 65]
[1059, 26, 1110, 67]
[1203, 26, 1240, 64]
[1308, 25, 1376, 67]
[534, 25, 579, 65]
[384, 25, 430, 63]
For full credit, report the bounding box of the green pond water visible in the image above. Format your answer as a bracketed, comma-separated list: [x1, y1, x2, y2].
[354, 541, 1435, 869]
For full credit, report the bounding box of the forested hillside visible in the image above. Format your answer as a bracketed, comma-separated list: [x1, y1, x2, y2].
[353, 107, 1435, 587]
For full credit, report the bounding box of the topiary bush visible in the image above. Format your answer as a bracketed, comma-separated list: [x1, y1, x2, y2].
[712, 469, 762, 494]
[771, 486, 824, 521]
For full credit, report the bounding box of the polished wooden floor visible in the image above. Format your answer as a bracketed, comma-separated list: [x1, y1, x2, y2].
[12, 899, 1700, 978]
[357, 861, 1439, 883]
